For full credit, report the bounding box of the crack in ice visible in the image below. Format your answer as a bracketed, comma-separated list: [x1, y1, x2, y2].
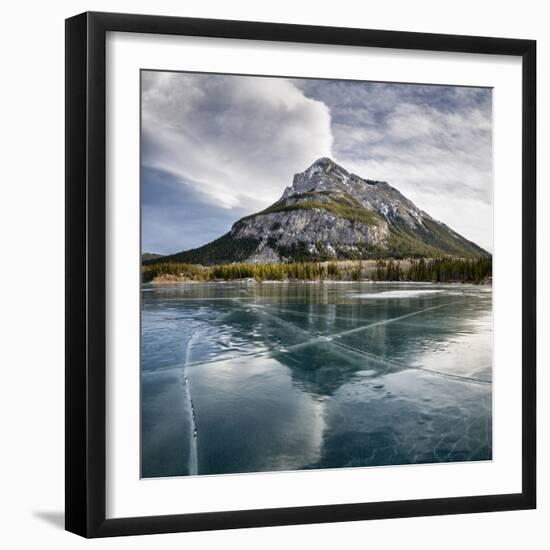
[145, 298, 490, 388]
[247, 302, 491, 385]
[183, 331, 199, 475]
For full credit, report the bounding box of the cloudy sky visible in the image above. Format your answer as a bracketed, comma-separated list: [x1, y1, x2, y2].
[141, 70, 492, 254]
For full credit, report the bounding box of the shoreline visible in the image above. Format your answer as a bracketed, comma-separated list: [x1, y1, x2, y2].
[143, 257, 492, 286]
[146, 276, 492, 286]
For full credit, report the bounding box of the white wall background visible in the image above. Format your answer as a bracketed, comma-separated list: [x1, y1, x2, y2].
[0, 1, 546, 547]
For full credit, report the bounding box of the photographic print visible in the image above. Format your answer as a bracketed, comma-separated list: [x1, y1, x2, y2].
[140, 70, 493, 478]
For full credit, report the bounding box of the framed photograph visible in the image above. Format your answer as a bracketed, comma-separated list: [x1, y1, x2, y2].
[65, 11, 536, 537]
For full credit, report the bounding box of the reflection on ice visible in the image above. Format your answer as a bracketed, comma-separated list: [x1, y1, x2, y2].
[190, 354, 327, 475]
[141, 281, 492, 477]
[351, 289, 444, 299]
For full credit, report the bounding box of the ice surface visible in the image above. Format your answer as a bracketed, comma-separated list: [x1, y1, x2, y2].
[141, 281, 492, 477]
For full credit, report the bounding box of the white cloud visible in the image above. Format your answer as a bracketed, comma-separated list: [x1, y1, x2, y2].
[142, 72, 333, 211]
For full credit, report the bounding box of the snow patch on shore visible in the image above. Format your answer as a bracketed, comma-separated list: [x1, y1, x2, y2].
[351, 289, 444, 299]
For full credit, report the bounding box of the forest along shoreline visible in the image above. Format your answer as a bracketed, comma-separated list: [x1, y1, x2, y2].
[142, 257, 492, 285]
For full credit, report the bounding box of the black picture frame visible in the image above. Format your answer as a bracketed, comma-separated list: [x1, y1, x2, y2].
[65, 11, 536, 538]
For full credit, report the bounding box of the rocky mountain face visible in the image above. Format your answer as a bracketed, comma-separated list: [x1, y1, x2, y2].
[154, 158, 489, 265]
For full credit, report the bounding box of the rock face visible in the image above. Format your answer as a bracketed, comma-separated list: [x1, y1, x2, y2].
[156, 157, 489, 265]
[232, 206, 390, 260]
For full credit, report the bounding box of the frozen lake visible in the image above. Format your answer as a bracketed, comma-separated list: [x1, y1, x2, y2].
[141, 281, 492, 477]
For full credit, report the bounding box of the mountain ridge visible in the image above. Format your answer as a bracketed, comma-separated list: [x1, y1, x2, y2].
[147, 158, 489, 265]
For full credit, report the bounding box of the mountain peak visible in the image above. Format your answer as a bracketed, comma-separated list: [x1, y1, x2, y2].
[309, 156, 339, 169]
[282, 157, 352, 199]
[304, 156, 347, 176]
